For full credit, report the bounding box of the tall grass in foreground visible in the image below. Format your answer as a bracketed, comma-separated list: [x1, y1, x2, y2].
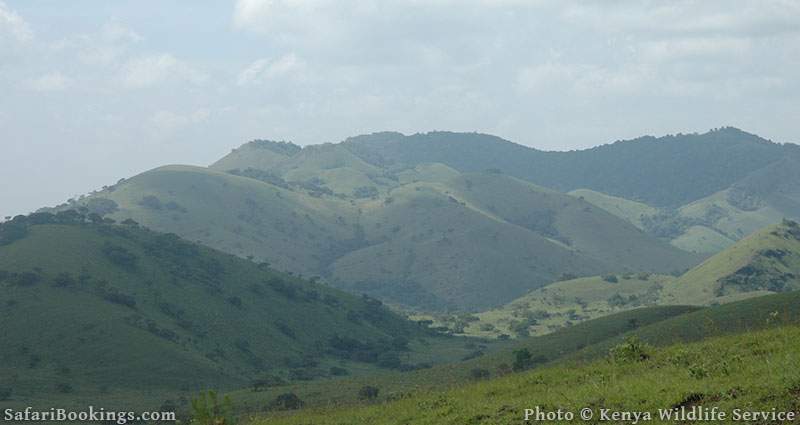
[250, 323, 800, 425]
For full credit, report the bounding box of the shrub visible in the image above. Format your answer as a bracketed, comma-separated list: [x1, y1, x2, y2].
[102, 243, 138, 270]
[0, 387, 11, 401]
[512, 348, 534, 372]
[609, 336, 651, 363]
[271, 392, 304, 410]
[602, 274, 619, 283]
[470, 368, 491, 380]
[190, 390, 234, 425]
[53, 272, 76, 288]
[358, 386, 379, 401]
[139, 195, 163, 210]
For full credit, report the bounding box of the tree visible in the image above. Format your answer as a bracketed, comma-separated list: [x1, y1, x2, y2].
[512, 348, 534, 372]
[271, 392, 304, 410]
[190, 390, 234, 425]
[358, 385, 379, 401]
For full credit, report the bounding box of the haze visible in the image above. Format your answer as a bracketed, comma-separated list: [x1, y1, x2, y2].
[1, 0, 799, 218]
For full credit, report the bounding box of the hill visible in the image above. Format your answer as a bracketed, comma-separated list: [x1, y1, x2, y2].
[343, 127, 797, 207]
[0, 213, 477, 410]
[469, 273, 674, 338]
[54, 162, 697, 311]
[660, 220, 800, 305]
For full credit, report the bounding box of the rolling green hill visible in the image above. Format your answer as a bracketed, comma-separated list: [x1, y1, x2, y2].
[54, 158, 697, 311]
[0, 213, 477, 411]
[660, 220, 800, 305]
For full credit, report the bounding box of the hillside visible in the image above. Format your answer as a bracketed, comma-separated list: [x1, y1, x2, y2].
[255, 315, 800, 425]
[0, 214, 475, 410]
[571, 158, 800, 255]
[343, 127, 797, 207]
[470, 273, 674, 338]
[660, 219, 800, 305]
[55, 161, 697, 311]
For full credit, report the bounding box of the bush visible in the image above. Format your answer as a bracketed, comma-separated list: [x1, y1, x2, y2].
[358, 386, 379, 401]
[512, 348, 534, 372]
[271, 392, 304, 410]
[0, 387, 11, 401]
[609, 336, 651, 363]
[190, 390, 234, 425]
[55, 383, 73, 393]
[139, 195, 163, 210]
[602, 274, 619, 283]
[470, 368, 491, 380]
[102, 243, 138, 270]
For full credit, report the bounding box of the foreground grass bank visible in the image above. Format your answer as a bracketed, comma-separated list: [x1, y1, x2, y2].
[252, 323, 800, 424]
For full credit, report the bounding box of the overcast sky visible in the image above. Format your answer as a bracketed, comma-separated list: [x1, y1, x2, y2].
[1, 0, 799, 218]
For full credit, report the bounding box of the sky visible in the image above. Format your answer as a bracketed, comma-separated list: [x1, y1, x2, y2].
[1, 0, 799, 218]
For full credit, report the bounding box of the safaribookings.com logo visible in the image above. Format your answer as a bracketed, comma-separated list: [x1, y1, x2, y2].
[3, 406, 176, 424]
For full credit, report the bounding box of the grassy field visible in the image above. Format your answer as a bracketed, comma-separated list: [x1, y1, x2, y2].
[252, 320, 800, 424]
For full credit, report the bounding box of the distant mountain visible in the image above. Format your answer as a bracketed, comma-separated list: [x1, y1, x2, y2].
[0, 214, 446, 408]
[343, 127, 797, 207]
[55, 156, 696, 311]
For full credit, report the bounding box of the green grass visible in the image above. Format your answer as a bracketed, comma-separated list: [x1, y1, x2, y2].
[211, 306, 696, 419]
[251, 321, 800, 424]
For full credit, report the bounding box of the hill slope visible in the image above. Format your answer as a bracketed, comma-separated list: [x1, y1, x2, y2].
[0, 214, 458, 409]
[58, 160, 697, 311]
[660, 220, 800, 305]
[256, 318, 800, 425]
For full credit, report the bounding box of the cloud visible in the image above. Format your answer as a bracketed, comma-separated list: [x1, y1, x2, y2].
[237, 53, 303, 86]
[28, 72, 72, 92]
[0, 1, 32, 45]
[118, 53, 207, 89]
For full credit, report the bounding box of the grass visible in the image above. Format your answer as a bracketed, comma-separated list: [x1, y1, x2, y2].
[251, 321, 800, 424]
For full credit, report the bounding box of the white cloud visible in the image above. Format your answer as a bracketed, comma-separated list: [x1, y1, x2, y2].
[237, 53, 303, 86]
[118, 53, 207, 89]
[0, 1, 32, 44]
[28, 72, 71, 92]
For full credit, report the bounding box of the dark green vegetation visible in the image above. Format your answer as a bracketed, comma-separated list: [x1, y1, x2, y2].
[343, 127, 800, 207]
[0, 213, 483, 411]
[251, 290, 800, 424]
